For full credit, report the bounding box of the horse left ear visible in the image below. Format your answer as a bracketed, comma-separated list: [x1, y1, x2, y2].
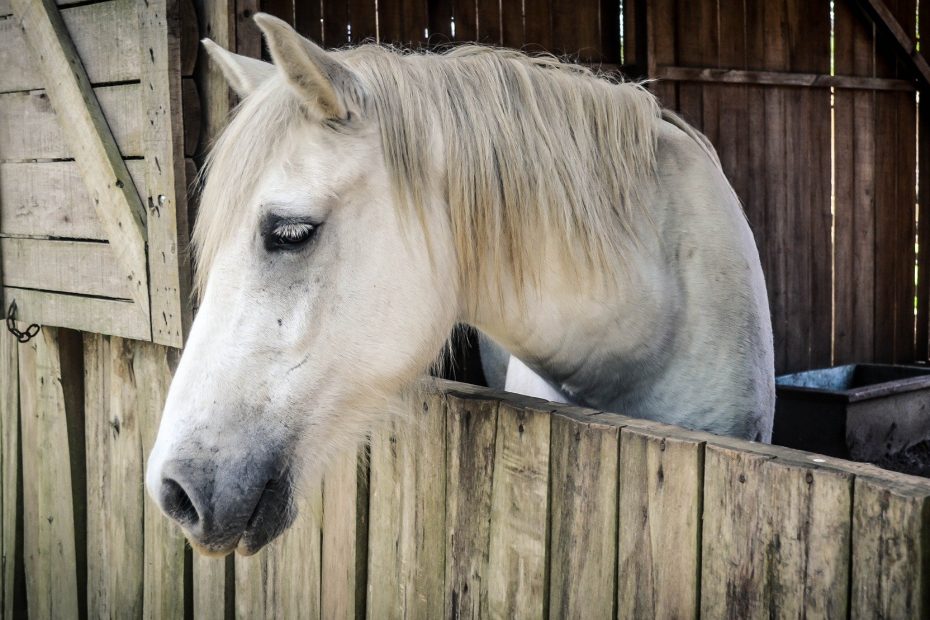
[254, 12, 360, 121]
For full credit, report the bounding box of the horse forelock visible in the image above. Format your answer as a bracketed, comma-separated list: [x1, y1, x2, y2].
[194, 44, 663, 302]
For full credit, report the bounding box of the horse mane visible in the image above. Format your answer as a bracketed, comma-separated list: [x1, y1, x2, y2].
[193, 44, 662, 299]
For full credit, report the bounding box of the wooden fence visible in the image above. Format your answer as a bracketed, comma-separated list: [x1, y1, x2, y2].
[2, 327, 929, 618]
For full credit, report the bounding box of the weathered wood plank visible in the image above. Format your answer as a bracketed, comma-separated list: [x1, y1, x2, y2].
[444, 393, 497, 619]
[322, 446, 367, 620]
[367, 390, 446, 619]
[484, 402, 550, 619]
[0, 0, 141, 93]
[0, 328, 25, 619]
[655, 65, 915, 91]
[547, 408, 619, 618]
[83, 333, 144, 617]
[140, 0, 192, 347]
[18, 327, 82, 618]
[0, 85, 143, 162]
[2, 287, 151, 341]
[1, 238, 133, 299]
[700, 445, 854, 617]
[12, 0, 151, 324]
[133, 340, 187, 618]
[617, 427, 703, 619]
[0, 160, 146, 240]
[235, 488, 322, 619]
[194, 555, 232, 620]
[851, 476, 930, 618]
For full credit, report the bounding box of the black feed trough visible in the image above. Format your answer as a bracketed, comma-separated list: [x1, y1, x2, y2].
[773, 364, 930, 476]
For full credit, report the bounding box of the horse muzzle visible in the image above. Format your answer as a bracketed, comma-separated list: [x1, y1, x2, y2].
[150, 450, 296, 556]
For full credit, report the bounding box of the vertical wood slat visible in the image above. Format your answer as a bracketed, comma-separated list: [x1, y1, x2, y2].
[617, 428, 703, 619]
[235, 488, 322, 618]
[700, 445, 854, 617]
[378, 0, 428, 47]
[321, 447, 368, 620]
[366, 392, 446, 619]
[851, 476, 930, 618]
[18, 328, 83, 619]
[84, 334, 144, 617]
[193, 555, 232, 620]
[0, 329, 25, 618]
[123, 340, 187, 619]
[444, 394, 498, 618]
[140, 0, 193, 348]
[547, 408, 619, 618]
[484, 403, 550, 618]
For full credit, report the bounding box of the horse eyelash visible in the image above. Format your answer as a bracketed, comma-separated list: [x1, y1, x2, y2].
[274, 222, 315, 241]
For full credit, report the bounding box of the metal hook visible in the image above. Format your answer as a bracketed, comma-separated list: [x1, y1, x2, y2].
[5, 300, 40, 344]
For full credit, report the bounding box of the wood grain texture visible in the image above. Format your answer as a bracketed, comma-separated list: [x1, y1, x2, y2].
[0, 0, 141, 93]
[0, 328, 25, 619]
[235, 488, 322, 619]
[0, 85, 143, 162]
[0, 160, 146, 240]
[444, 393, 497, 619]
[1, 287, 151, 342]
[18, 328, 82, 619]
[193, 554, 233, 620]
[322, 446, 367, 620]
[700, 445, 854, 618]
[124, 341, 187, 619]
[11, 0, 151, 324]
[617, 427, 703, 619]
[547, 408, 620, 618]
[367, 391, 446, 619]
[851, 475, 930, 618]
[140, 0, 193, 347]
[485, 402, 550, 619]
[83, 333, 145, 617]
[1, 238, 133, 299]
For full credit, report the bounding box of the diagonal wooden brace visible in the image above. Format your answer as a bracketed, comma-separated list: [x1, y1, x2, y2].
[852, 0, 930, 92]
[12, 0, 151, 329]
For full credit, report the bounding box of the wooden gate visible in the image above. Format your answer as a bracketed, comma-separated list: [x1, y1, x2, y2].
[0, 0, 200, 347]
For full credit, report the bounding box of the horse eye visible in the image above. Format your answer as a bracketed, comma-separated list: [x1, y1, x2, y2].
[268, 222, 316, 250]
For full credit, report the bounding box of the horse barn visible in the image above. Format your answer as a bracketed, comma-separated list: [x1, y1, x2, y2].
[3, 0, 930, 617]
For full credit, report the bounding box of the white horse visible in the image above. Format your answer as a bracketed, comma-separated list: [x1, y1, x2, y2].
[146, 13, 774, 555]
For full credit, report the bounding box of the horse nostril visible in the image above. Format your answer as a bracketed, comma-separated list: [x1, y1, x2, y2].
[161, 478, 199, 526]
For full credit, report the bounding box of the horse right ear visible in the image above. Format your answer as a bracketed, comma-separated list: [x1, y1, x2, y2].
[202, 39, 275, 98]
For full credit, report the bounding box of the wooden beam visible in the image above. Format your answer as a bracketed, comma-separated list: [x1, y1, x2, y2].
[655, 65, 915, 92]
[852, 0, 930, 91]
[11, 0, 151, 331]
[139, 0, 192, 347]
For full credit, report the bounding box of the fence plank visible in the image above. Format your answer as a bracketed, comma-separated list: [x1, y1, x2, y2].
[547, 409, 619, 618]
[83, 334, 144, 617]
[0, 0, 141, 94]
[1, 238, 133, 300]
[444, 394, 497, 619]
[235, 489, 322, 619]
[18, 328, 82, 618]
[193, 555, 232, 620]
[131, 341, 187, 619]
[0, 328, 24, 618]
[851, 476, 930, 618]
[617, 427, 703, 619]
[485, 402, 550, 618]
[322, 446, 367, 620]
[366, 390, 446, 619]
[0, 161, 146, 241]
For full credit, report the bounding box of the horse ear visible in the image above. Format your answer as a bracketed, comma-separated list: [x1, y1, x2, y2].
[202, 39, 275, 98]
[253, 12, 358, 120]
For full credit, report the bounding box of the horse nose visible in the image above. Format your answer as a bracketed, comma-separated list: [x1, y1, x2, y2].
[153, 455, 295, 555]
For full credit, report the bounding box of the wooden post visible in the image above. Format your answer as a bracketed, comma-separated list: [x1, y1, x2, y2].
[0, 329, 25, 618]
